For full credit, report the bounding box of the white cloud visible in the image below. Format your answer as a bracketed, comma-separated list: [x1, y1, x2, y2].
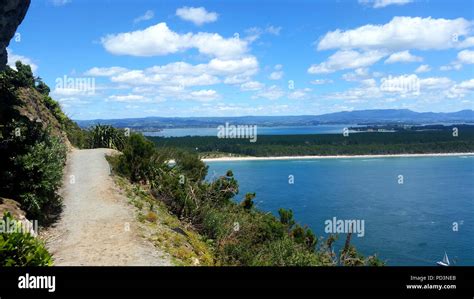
[445, 79, 474, 98]
[457, 50, 474, 64]
[253, 85, 285, 100]
[107, 94, 150, 102]
[342, 68, 371, 82]
[84, 56, 259, 103]
[419, 77, 454, 90]
[207, 56, 258, 76]
[176, 7, 218, 26]
[7, 49, 38, 73]
[268, 64, 284, 80]
[101, 56, 258, 88]
[188, 89, 219, 101]
[384, 50, 423, 64]
[440, 63, 462, 71]
[358, 0, 413, 8]
[326, 84, 382, 100]
[310, 79, 333, 85]
[288, 88, 312, 100]
[308, 50, 387, 74]
[101, 22, 248, 59]
[440, 50, 474, 71]
[245, 25, 282, 42]
[317, 17, 473, 51]
[133, 10, 154, 24]
[84, 66, 128, 76]
[56, 97, 90, 108]
[240, 81, 264, 91]
[266, 26, 282, 36]
[415, 64, 431, 73]
[269, 71, 283, 80]
[458, 36, 474, 48]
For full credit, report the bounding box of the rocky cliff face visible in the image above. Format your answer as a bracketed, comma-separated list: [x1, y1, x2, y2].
[0, 0, 31, 70]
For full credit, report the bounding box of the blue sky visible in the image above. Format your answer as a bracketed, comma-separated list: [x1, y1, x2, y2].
[7, 0, 474, 120]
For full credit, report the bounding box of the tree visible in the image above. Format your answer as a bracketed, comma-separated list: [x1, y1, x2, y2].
[278, 208, 295, 230]
[35, 77, 50, 95]
[12, 61, 34, 87]
[240, 192, 255, 210]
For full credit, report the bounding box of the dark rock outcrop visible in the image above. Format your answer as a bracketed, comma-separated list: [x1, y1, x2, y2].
[0, 0, 31, 70]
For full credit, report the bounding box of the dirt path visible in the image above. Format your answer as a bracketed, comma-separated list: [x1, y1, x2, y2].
[45, 148, 171, 266]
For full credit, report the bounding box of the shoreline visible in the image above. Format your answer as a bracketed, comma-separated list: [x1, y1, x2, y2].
[202, 152, 474, 162]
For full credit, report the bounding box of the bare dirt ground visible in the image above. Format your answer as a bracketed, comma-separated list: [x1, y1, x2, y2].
[44, 148, 171, 266]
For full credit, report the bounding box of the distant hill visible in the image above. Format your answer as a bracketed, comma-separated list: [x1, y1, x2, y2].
[75, 109, 474, 130]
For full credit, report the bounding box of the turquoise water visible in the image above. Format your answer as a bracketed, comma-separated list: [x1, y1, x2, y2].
[206, 156, 474, 266]
[143, 125, 360, 137]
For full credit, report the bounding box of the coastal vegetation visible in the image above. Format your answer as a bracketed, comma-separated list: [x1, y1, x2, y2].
[0, 62, 71, 265]
[148, 127, 474, 157]
[0, 62, 67, 224]
[106, 132, 384, 266]
[0, 61, 386, 267]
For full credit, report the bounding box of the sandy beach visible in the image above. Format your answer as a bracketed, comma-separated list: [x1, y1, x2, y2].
[202, 152, 474, 162]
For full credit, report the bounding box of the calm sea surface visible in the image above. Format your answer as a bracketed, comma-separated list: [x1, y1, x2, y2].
[206, 156, 474, 266]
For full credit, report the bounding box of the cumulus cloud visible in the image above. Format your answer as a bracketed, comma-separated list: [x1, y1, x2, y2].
[288, 88, 312, 100]
[384, 50, 423, 64]
[101, 22, 248, 59]
[445, 78, 474, 98]
[188, 89, 219, 101]
[457, 49, 474, 64]
[419, 77, 454, 90]
[176, 7, 218, 26]
[317, 17, 473, 51]
[308, 50, 387, 74]
[269, 64, 284, 80]
[87, 56, 258, 88]
[440, 50, 474, 71]
[240, 81, 264, 91]
[415, 64, 431, 73]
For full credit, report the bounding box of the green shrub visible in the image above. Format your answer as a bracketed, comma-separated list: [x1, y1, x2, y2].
[14, 133, 66, 223]
[0, 213, 53, 266]
[89, 124, 126, 151]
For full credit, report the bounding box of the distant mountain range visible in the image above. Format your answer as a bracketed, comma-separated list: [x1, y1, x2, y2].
[75, 109, 474, 130]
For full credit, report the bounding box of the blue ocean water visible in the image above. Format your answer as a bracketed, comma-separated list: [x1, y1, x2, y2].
[206, 156, 474, 266]
[143, 125, 359, 137]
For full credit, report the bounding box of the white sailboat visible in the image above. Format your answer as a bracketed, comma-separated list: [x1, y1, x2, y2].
[436, 252, 450, 266]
